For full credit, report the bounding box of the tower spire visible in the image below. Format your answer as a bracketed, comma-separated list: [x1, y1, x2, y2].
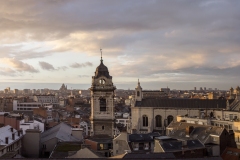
[100, 48, 103, 63]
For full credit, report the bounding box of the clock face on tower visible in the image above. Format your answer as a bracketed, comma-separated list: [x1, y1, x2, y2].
[99, 79, 105, 85]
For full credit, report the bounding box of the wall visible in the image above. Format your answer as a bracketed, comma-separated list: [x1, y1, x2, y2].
[22, 129, 41, 158]
[131, 107, 202, 133]
[112, 132, 130, 156]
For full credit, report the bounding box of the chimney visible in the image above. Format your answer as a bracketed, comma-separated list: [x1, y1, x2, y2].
[185, 126, 194, 137]
[18, 130, 20, 136]
[5, 137, 8, 144]
[12, 133, 15, 140]
[10, 127, 13, 132]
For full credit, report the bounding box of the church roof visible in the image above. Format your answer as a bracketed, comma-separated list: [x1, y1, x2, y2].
[135, 99, 234, 109]
[94, 58, 111, 78]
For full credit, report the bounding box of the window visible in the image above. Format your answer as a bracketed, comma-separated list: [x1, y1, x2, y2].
[102, 126, 105, 130]
[137, 91, 140, 97]
[99, 98, 106, 111]
[167, 115, 174, 125]
[155, 115, 162, 127]
[143, 115, 148, 127]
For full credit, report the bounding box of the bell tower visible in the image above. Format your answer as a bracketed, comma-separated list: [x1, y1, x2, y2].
[90, 49, 116, 138]
[135, 79, 142, 101]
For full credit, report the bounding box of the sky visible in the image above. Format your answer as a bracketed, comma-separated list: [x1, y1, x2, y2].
[0, 0, 240, 90]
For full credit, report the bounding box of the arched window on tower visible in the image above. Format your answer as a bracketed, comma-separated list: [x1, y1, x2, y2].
[142, 115, 148, 127]
[137, 91, 140, 97]
[155, 115, 162, 127]
[167, 115, 174, 125]
[99, 98, 106, 111]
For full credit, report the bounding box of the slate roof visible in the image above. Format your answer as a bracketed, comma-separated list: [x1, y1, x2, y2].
[167, 122, 225, 144]
[0, 125, 23, 146]
[49, 142, 82, 159]
[41, 122, 80, 143]
[135, 99, 234, 109]
[129, 132, 160, 142]
[160, 139, 205, 152]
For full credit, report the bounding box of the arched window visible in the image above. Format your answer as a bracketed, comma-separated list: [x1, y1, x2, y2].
[155, 115, 162, 127]
[142, 115, 148, 127]
[167, 115, 174, 125]
[99, 98, 106, 111]
[137, 91, 140, 97]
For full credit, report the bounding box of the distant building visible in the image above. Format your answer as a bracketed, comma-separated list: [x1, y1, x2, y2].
[160, 87, 170, 94]
[32, 89, 36, 94]
[59, 83, 67, 92]
[33, 95, 59, 107]
[13, 89, 18, 94]
[13, 100, 51, 111]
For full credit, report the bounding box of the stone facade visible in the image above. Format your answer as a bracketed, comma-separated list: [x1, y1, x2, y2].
[130, 80, 233, 134]
[90, 56, 116, 138]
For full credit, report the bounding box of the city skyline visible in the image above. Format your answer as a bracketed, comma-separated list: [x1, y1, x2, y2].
[0, 1, 240, 90]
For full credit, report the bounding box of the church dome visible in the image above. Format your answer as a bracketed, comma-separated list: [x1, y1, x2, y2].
[95, 59, 110, 78]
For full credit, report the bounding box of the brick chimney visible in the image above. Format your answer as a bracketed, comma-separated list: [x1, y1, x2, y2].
[12, 133, 15, 140]
[5, 137, 8, 144]
[185, 126, 194, 137]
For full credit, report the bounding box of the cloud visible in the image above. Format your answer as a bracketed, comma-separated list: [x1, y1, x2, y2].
[0, 67, 17, 76]
[1, 58, 38, 73]
[57, 66, 68, 71]
[39, 61, 55, 70]
[39, 61, 68, 71]
[0, 1, 239, 89]
[70, 62, 93, 68]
